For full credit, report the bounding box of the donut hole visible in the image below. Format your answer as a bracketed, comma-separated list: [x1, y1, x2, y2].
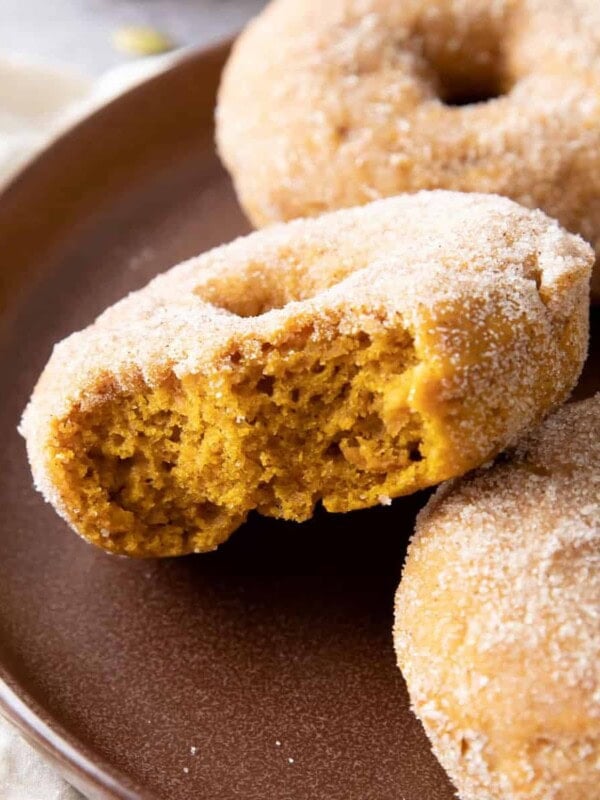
[206, 293, 284, 318]
[197, 256, 362, 318]
[439, 78, 505, 107]
[430, 55, 510, 107]
[197, 268, 294, 317]
[414, 10, 513, 107]
[196, 273, 304, 318]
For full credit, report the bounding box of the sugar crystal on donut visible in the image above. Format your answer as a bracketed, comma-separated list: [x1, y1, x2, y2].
[395, 394, 600, 800]
[217, 0, 600, 297]
[20, 192, 591, 556]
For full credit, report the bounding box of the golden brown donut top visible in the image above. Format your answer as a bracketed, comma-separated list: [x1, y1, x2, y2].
[22, 191, 590, 423]
[217, 0, 600, 295]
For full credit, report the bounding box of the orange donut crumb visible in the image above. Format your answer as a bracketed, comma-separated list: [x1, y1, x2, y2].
[20, 193, 591, 556]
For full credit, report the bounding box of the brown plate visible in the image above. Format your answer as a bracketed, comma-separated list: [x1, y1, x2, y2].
[0, 42, 598, 800]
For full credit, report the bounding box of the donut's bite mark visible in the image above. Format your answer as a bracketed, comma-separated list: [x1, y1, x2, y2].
[46, 319, 429, 557]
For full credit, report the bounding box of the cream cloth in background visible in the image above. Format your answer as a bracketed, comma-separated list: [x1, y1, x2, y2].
[0, 720, 82, 800]
[0, 51, 179, 800]
[0, 53, 89, 800]
[0, 52, 182, 185]
[0, 57, 90, 184]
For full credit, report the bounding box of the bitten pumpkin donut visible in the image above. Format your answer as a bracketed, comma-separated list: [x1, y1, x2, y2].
[217, 0, 600, 296]
[20, 192, 591, 557]
[394, 395, 600, 800]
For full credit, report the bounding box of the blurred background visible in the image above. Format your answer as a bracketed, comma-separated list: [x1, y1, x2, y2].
[0, 0, 264, 74]
[0, 0, 267, 186]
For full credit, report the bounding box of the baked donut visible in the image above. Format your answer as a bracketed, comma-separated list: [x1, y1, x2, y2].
[20, 192, 591, 557]
[394, 395, 600, 800]
[217, 0, 600, 297]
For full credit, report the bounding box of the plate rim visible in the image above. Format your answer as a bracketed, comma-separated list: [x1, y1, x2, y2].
[0, 38, 232, 800]
[0, 668, 147, 799]
[0, 38, 230, 204]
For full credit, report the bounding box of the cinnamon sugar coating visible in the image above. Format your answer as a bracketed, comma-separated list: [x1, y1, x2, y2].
[394, 395, 600, 800]
[217, 0, 600, 296]
[20, 192, 591, 557]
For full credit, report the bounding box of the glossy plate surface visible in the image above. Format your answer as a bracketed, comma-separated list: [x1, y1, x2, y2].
[0, 42, 598, 800]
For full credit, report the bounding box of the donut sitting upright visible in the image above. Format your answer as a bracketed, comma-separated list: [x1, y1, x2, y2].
[217, 0, 600, 296]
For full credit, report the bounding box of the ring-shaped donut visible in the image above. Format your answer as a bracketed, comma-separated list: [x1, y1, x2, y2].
[395, 395, 600, 800]
[217, 0, 600, 296]
[21, 192, 591, 556]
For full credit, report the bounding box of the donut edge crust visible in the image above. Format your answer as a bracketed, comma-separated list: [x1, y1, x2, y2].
[394, 395, 600, 800]
[216, 0, 600, 298]
[20, 193, 592, 557]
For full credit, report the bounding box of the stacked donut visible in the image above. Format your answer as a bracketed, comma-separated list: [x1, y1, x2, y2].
[217, 0, 600, 299]
[21, 1, 599, 798]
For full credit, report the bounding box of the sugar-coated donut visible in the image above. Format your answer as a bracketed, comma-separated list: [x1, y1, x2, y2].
[20, 192, 591, 557]
[394, 395, 600, 800]
[217, 0, 600, 296]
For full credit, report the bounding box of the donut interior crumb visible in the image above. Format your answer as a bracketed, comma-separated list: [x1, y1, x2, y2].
[50, 324, 424, 556]
[22, 192, 592, 558]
